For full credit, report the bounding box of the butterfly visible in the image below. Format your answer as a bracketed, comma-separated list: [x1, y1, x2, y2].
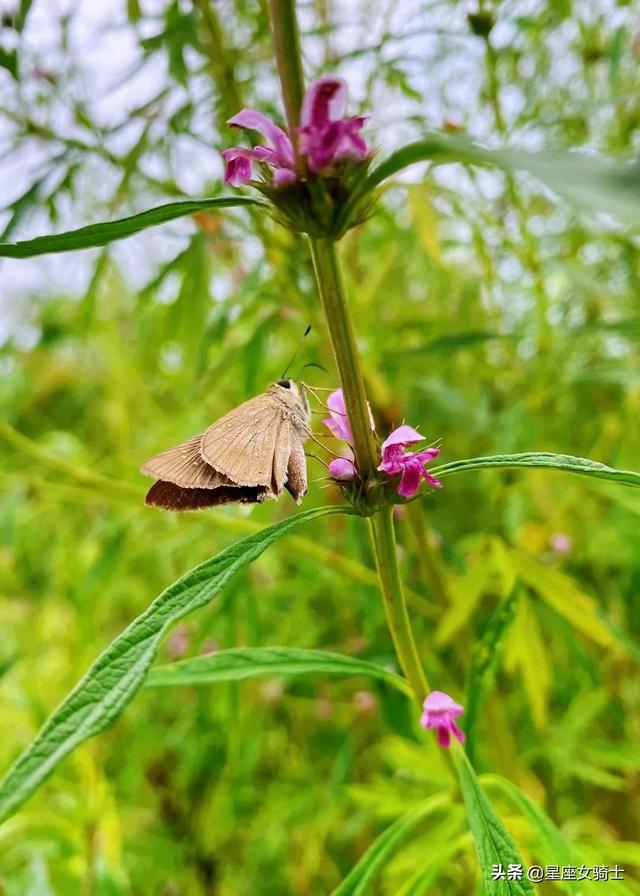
[141, 380, 311, 510]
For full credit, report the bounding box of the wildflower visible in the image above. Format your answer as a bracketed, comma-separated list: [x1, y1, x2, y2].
[299, 77, 368, 173]
[378, 425, 442, 498]
[550, 532, 572, 554]
[222, 77, 369, 187]
[324, 388, 375, 482]
[420, 690, 465, 748]
[323, 388, 354, 441]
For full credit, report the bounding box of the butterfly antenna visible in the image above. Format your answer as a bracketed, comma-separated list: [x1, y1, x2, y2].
[281, 325, 311, 379]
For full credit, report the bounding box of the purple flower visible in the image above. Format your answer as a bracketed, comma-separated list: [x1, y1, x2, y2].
[420, 690, 465, 748]
[550, 532, 572, 555]
[324, 389, 375, 482]
[299, 77, 369, 173]
[378, 425, 442, 498]
[222, 77, 369, 187]
[223, 109, 296, 187]
[323, 388, 354, 442]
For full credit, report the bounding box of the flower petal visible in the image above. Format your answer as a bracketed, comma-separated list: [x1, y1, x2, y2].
[228, 109, 294, 167]
[272, 167, 297, 186]
[221, 147, 254, 186]
[301, 76, 347, 128]
[380, 425, 425, 453]
[328, 457, 356, 480]
[397, 459, 422, 498]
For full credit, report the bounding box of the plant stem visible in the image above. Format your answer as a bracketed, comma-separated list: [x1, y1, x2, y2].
[267, 0, 306, 171]
[308, 237, 378, 478]
[266, 0, 428, 705]
[370, 506, 430, 703]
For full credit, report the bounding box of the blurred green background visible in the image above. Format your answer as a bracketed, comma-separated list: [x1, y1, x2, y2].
[1, 0, 640, 893]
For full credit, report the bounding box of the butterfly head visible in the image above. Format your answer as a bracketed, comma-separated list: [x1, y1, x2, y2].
[271, 379, 310, 428]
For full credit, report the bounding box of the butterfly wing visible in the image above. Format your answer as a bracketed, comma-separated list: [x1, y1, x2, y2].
[200, 394, 283, 489]
[145, 479, 269, 510]
[141, 434, 232, 489]
[284, 431, 308, 503]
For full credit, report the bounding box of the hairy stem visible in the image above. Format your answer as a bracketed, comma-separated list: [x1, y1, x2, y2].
[267, 0, 306, 172]
[266, 0, 428, 705]
[308, 237, 378, 478]
[371, 506, 430, 703]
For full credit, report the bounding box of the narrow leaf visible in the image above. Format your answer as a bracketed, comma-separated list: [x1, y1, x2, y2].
[432, 452, 640, 489]
[363, 133, 640, 226]
[0, 506, 346, 824]
[331, 795, 450, 896]
[0, 196, 261, 258]
[147, 646, 411, 695]
[451, 744, 533, 895]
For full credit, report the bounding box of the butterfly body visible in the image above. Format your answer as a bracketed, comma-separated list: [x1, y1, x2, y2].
[141, 380, 310, 510]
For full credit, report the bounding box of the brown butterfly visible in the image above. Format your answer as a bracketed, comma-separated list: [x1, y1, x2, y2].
[141, 379, 311, 510]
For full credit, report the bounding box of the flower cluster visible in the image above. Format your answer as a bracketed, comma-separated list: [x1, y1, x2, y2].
[324, 389, 442, 499]
[222, 77, 369, 188]
[420, 691, 465, 748]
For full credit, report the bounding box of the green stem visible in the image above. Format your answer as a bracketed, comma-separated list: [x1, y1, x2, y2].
[371, 506, 430, 704]
[266, 0, 428, 705]
[267, 0, 306, 171]
[308, 237, 378, 478]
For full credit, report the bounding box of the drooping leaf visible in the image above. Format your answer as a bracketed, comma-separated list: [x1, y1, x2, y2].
[360, 132, 640, 227]
[147, 646, 411, 694]
[0, 196, 262, 258]
[451, 744, 534, 895]
[432, 452, 640, 489]
[331, 795, 451, 896]
[0, 506, 347, 824]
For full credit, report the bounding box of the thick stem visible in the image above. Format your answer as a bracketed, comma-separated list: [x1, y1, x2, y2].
[267, 0, 306, 171]
[370, 506, 430, 704]
[308, 237, 378, 478]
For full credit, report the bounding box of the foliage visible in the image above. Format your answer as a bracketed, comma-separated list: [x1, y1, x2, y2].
[1, 1, 640, 894]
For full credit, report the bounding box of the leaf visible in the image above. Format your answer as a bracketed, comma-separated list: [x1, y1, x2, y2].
[465, 587, 520, 761]
[503, 594, 551, 729]
[432, 452, 640, 489]
[331, 795, 450, 896]
[0, 196, 261, 258]
[408, 185, 443, 265]
[147, 646, 411, 695]
[484, 777, 635, 896]
[515, 553, 621, 652]
[0, 47, 19, 81]
[451, 744, 534, 895]
[362, 132, 640, 227]
[0, 506, 347, 824]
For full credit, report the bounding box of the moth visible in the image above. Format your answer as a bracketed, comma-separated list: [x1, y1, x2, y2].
[141, 380, 311, 510]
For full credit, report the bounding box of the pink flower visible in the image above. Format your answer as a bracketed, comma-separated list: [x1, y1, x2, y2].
[223, 109, 296, 187]
[222, 77, 369, 187]
[328, 455, 357, 480]
[378, 425, 442, 498]
[323, 389, 354, 442]
[324, 389, 375, 482]
[420, 690, 465, 748]
[550, 532, 572, 555]
[299, 77, 369, 173]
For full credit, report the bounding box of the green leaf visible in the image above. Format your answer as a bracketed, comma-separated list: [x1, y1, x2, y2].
[432, 452, 640, 489]
[363, 132, 640, 227]
[0, 196, 261, 258]
[451, 744, 533, 895]
[147, 646, 411, 695]
[331, 794, 450, 896]
[465, 587, 520, 762]
[483, 776, 635, 896]
[0, 47, 19, 81]
[0, 506, 346, 824]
